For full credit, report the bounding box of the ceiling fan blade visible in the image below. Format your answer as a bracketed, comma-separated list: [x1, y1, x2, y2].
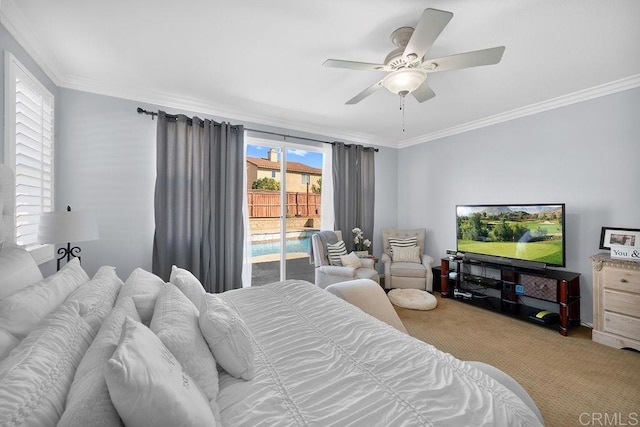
[345, 79, 385, 105]
[412, 82, 436, 103]
[323, 59, 390, 72]
[404, 8, 453, 61]
[422, 46, 505, 73]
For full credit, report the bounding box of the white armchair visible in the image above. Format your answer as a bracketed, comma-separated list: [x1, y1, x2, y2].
[381, 228, 433, 291]
[311, 230, 380, 289]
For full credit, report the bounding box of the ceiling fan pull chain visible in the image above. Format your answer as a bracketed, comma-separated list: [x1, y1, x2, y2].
[400, 96, 406, 132]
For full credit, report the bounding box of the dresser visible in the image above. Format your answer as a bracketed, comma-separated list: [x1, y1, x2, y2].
[591, 253, 640, 351]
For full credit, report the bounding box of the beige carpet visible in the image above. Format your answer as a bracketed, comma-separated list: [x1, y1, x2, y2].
[394, 294, 640, 427]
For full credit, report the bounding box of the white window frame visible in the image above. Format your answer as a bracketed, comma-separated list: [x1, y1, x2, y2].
[4, 52, 54, 264]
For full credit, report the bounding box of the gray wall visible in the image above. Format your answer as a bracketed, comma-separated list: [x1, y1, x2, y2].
[54, 88, 399, 280]
[373, 146, 398, 257]
[397, 87, 640, 325]
[53, 89, 158, 278]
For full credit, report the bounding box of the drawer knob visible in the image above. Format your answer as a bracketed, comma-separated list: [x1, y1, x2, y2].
[620, 278, 628, 283]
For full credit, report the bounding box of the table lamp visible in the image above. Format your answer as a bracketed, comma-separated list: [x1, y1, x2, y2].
[38, 205, 99, 270]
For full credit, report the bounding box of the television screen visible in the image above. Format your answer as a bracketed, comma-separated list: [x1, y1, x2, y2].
[456, 203, 566, 267]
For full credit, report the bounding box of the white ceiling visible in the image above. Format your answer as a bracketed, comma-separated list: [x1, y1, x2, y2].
[3, 0, 640, 148]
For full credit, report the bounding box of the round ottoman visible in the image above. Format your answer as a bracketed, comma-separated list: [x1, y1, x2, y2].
[387, 288, 438, 311]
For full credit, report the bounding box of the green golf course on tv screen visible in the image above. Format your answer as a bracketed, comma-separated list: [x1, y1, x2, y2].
[456, 203, 566, 267]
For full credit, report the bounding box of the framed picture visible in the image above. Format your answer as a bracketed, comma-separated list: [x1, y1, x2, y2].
[599, 227, 640, 250]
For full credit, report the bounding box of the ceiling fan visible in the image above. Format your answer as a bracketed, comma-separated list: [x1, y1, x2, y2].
[323, 8, 505, 105]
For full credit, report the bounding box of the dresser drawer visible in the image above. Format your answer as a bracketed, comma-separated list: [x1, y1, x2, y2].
[604, 267, 640, 293]
[604, 311, 640, 341]
[604, 290, 640, 318]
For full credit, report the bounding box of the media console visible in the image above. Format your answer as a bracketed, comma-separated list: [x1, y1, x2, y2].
[440, 257, 581, 336]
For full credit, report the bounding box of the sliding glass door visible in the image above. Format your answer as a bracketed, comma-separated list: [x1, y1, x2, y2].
[246, 141, 324, 286]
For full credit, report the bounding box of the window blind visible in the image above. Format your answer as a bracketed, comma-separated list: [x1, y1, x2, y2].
[8, 54, 54, 253]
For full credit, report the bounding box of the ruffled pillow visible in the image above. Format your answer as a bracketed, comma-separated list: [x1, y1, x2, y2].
[0, 328, 19, 361]
[66, 266, 123, 332]
[0, 301, 95, 426]
[0, 258, 89, 339]
[59, 297, 140, 427]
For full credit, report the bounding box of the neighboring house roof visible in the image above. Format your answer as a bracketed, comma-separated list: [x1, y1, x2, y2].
[246, 156, 321, 175]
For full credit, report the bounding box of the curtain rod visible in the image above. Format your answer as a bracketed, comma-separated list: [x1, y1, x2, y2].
[136, 107, 378, 152]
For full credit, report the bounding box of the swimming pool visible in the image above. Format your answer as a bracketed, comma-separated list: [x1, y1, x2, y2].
[252, 236, 311, 257]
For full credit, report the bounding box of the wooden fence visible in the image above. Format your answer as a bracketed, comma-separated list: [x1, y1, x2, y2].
[248, 190, 321, 218]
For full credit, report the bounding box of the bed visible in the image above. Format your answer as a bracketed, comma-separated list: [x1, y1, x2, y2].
[0, 163, 543, 426]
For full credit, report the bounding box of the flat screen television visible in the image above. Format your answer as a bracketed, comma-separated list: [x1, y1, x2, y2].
[456, 203, 566, 268]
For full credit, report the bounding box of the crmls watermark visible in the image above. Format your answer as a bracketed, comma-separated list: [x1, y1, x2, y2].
[579, 412, 639, 426]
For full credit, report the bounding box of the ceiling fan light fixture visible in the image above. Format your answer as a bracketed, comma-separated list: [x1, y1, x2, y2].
[382, 69, 426, 95]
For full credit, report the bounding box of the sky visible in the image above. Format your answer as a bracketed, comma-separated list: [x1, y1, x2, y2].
[246, 144, 323, 169]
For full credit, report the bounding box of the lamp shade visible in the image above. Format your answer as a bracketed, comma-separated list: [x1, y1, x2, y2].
[382, 69, 427, 95]
[38, 208, 99, 244]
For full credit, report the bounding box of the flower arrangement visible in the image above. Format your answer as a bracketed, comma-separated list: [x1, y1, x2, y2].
[352, 227, 371, 252]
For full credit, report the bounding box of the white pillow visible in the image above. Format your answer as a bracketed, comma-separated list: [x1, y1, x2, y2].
[199, 293, 255, 381]
[0, 243, 43, 299]
[0, 301, 95, 426]
[0, 328, 19, 361]
[66, 265, 123, 332]
[58, 297, 140, 427]
[0, 257, 89, 339]
[169, 265, 206, 309]
[388, 236, 418, 257]
[150, 284, 219, 404]
[392, 246, 421, 263]
[104, 317, 216, 427]
[117, 268, 165, 325]
[327, 240, 347, 266]
[340, 252, 362, 269]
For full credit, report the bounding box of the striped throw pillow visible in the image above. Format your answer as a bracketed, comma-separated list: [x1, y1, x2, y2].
[388, 236, 418, 257]
[327, 240, 347, 266]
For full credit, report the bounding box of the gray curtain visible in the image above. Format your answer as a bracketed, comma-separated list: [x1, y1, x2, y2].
[152, 111, 244, 293]
[332, 142, 375, 252]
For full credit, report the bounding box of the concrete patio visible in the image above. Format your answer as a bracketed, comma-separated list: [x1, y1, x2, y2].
[251, 255, 315, 286]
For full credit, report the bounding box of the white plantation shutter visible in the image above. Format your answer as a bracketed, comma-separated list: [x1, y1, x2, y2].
[5, 53, 54, 263]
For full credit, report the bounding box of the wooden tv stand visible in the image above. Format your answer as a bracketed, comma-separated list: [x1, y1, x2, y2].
[440, 257, 581, 336]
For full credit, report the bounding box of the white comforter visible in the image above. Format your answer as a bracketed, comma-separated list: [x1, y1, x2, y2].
[217, 280, 541, 426]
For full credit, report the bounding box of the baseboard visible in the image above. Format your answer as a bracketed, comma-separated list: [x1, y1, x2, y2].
[580, 320, 593, 328]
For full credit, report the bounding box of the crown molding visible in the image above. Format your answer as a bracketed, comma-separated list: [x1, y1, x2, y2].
[396, 74, 640, 149]
[0, 0, 64, 85]
[60, 74, 384, 147]
[61, 72, 640, 151]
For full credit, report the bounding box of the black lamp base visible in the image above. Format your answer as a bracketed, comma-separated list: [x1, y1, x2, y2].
[56, 243, 82, 271]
